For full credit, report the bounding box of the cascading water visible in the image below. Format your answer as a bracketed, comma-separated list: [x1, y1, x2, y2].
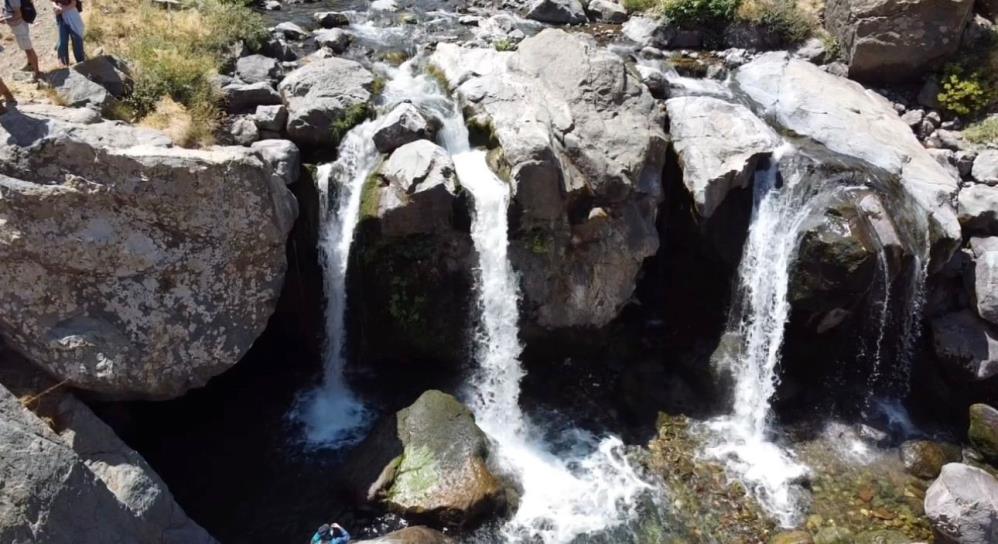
[422, 67, 654, 543]
[291, 120, 381, 448]
[704, 146, 816, 527]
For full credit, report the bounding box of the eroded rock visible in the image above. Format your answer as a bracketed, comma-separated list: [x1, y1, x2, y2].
[924, 463, 998, 544]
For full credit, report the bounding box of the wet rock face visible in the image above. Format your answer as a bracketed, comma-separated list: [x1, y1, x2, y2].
[825, 0, 975, 82]
[432, 29, 668, 329]
[734, 53, 961, 264]
[0, 383, 214, 543]
[931, 310, 998, 382]
[0, 108, 297, 399]
[924, 463, 998, 544]
[341, 391, 507, 529]
[356, 526, 455, 543]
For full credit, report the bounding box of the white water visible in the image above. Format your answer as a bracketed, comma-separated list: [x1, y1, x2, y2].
[704, 147, 813, 527]
[291, 120, 382, 448]
[418, 69, 652, 542]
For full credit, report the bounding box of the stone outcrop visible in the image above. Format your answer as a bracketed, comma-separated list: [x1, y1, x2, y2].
[966, 237, 998, 326]
[959, 184, 998, 236]
[825, 0, 975, 82]
[0, 382, 214, 543]
[665, 96, 781, 218]
[48, 55, 132, 113]
[924, 463, 998, 544]
[222, 81, 282, 114]
[586, 0, 627, 23]
[340, 391, 507, 528]
[351, 140, 473, 365]
[431, 29, 667, 329]
[0, 108, 297, 399]
[734, 53, 961, 263]
[278, 57, 375, 147]
[235, 54, 282, 85]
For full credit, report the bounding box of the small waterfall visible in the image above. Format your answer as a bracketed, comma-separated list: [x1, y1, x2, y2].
[704, 146, 814, 527]
[429, 74, 652, 543]
[862, 246, 893, 411]
[291, 120, 382, 448]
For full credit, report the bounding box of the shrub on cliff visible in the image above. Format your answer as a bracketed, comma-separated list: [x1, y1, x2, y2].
[660, 0, 740, 28]
[736, 0, 816, 45]
[87, 0, 266, 146]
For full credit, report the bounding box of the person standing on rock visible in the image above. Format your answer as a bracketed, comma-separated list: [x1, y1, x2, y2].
[2, 0, 40, 81]
[52, 0, 84, 66]
[311, 522, 351, 544]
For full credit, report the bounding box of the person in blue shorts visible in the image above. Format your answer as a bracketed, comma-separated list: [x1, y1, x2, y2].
[311, 522, 350, 544]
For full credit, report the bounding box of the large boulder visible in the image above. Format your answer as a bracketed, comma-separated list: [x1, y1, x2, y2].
[47, 55, 132, 112]
[734, 53, 961, 264]
[340, 391, 507, 528]
[586, 0, 628, 23]
[525, 0, 588, 24]
[431, 29, 668, 329]
[0, 382, 214, 543]
[373, 102, 431, 154]
[931, 310, 998, 382]
[665, 96, 781, 218]
[959, 184, 998, 236]
[235, 54, 282, 84]
[973, 150, 998, 185]
[924, 463, 998, 544]
[966, 237, 998, 326]
[222, 81, 282, 114]
[825, 0, 976, 82]
[278, 57, 375, 147]
[351, 140, 473, 364]
[968, 403, 998, 464]
[0, 108, 297, 399]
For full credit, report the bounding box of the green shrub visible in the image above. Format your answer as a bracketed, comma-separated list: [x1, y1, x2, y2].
[331, 103, 373, 146]
[737, 0, 816, 45]
[661, 0, 740, 28]
[965, 117, 998, 145]
[494, 38, 517, 52]
[622, 0, 659, 12]
[937, 65, 993, 117]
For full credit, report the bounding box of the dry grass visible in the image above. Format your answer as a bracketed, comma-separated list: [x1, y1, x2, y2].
[84, 0, 265, 147]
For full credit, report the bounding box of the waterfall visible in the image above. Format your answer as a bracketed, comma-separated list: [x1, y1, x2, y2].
[704, 147, 814, 527]
[291, 120, 382, 448]
[426, 71, 652, 543]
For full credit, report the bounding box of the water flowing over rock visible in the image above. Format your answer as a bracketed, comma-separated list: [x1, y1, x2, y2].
[431, 29, 667, 329]
[924, 463, 998, 544]
[825, 0, 975, 82]
[0, 108, 297, 399]
[278, 57, 375, 147]
[665, 95, 781, 218]
[733, 52, 961, 262]
[0, 383, 214, 543]
[341, 390, 507, 528]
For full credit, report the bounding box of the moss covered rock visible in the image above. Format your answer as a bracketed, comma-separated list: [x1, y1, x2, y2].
[900, 440, 962, 479]
[969, 403, 998, 465]
[770, 530, 814, 544]
[341, 391, 507, 529]
[813, 526, 853, 544]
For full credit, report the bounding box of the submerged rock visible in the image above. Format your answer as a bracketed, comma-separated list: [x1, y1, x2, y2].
[813, 526, 853, 544]
[968, 403, 998, 465]
[769, 530, 814, 544]
[431, 29, 667, 329]
[278, 57, 374, 147]
[341, 391, 507, 528]
[825, 0, 975, 82]
[924, 463, 998, 544]
[0, 108, 297, 399]
[665, 95, 781, 218]
[900, 440, 962, 479]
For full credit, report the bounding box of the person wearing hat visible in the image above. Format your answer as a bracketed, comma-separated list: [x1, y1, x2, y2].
[311, 522, 350, 544]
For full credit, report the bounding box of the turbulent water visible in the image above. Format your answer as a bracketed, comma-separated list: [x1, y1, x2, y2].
[290, 121, 381, 448]
[419, 65, 654, 543]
